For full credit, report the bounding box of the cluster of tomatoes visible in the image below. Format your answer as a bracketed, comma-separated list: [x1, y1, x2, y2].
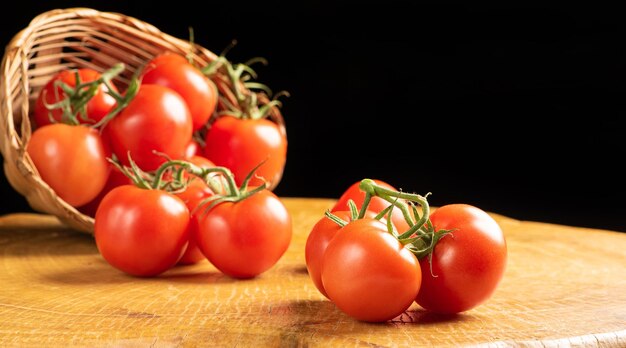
[26, 51, 291, 277]
[25, 44, 507, 324]
[305, 179, 508, 322]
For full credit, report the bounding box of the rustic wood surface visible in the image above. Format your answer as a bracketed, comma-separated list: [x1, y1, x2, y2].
[0, 197, 625, 347]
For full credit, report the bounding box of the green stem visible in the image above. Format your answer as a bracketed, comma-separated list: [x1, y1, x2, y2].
[357, 192, 372, 219]
[359, 179, 417, 227]
[347, 199, 359, 220]
[324, 210, 348, 227]
[150, 159, 239, 196]
[93, 71, 139, 129]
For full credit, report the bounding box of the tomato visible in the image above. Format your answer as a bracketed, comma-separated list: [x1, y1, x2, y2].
[204, 116, 286, 188]
[94, 185, 190, 276]
[142, 52, 218, 131]
[416, 204, 507, 313]
[305, 210, 380, 298]
[34, 68, 118, 127]
[106, 84, 192, 171]
[194, 190, 292, 278]
[321, 218, 421, 322]
[174, 155, 218, 265]
[175, 178, 213, 265]
[26, 124, 109, 207]
[184, 139, 201, 159]
[332, 180, 411, 232]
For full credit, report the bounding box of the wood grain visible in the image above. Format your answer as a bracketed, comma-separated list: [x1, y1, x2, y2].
[0, 198, 625, 347]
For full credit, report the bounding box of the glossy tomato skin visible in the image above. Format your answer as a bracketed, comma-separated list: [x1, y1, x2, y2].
[332, 180, 411, 232]
[204, 116, 286, 188]
[34, 68, 118, 127]
[175, 178, 213, 265]
[106, 84, 192, 171]
[26, 124, 109, 207]
[184, 140, 201, 159]
[194, 190, 292, 278]
[305, 210, 379, 298]
[174, 155, 218, 265]
[416, 204, 507, 313]
[94, 185, 190, 277]
[142, 52, 218, 131]
[321, 218, 421, 322]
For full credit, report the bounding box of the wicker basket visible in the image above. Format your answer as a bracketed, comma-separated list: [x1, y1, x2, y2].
[0, 8, 286, 234]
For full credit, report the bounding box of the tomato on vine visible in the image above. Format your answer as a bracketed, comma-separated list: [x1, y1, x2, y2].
[416, 204, 507, 313]
[95, 185, 190, 277]
[28, 64, 134, 208]
[204, 115, 286, 188]
[142, 52, 218, 131]
[174, 156, 219, 265]
[188, 164, 292, 278]
[202, 57, 287, 188]
[321, 218, 422, 322]
[305, 210, 381, 298]
[106, 84, 193, 171]
[307, 179, 506, 321]
[34, 68, 119, 127]
[332, 179, 412, 231]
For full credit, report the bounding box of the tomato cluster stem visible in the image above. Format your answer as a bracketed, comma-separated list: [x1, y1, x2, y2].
[43, 63, 126, 126]
[325, 179, 453, 261]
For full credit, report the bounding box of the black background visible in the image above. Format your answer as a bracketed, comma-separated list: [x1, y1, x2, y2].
[1, 2, 625, 232]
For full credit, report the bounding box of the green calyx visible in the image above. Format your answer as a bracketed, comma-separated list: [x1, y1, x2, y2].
[42, 63, 137, 128]
[199, 41, 288, 121]
[325, 178, 452, 260]
[110, 153, 267, 215]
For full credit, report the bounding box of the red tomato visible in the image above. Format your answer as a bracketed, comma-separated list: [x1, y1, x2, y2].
[34, 68, 118, 127]
[142, 52, 218, 131]
[332, 180, 411, 232]
[106, 84, 192, 171]
[173, 155, 219, 265]
[26, 124, 109, 207]
[194, 190, 292, 278]
[321, 218, 421, 322]
[204, 116, 286, 188]
[78, 167, 133, 218]
[175, 178, 213, 265]
[305, 210, 380, 298]
[94, 185, 190, 276]
[184, 139, 201, 159]
[416, 204, 507, 313]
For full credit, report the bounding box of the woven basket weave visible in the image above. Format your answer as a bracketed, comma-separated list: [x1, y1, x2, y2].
[0, 8, 286, 234]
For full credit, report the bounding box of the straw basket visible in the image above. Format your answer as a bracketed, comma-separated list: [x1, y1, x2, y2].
[0, 8, 286, 234]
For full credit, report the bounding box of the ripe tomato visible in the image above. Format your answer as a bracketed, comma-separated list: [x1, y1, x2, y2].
[78, 167, 133, 218]
[174, 155, 218, 265]
[106, 84, 192, 171]
[34, 68, 118, 127]
[142, 52, 218, 131]
[332, 180, 411, 232]
[26, 124, 109, 207]
[416, 204, 507, 313]
[94, 185, 190, 276]
[204, 116, 286, 188]
[305, 210, 380, 298]
[194, 190, 292, 278]
[321, 218, 421, 322]
[175, 178, 213, 265]
[184, 139, 201, 159]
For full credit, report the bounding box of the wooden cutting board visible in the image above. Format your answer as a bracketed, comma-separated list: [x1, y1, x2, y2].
[0, 198, 625, 347]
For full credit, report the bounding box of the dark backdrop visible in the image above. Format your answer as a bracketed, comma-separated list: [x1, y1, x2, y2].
[1, 2, 625, 232]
